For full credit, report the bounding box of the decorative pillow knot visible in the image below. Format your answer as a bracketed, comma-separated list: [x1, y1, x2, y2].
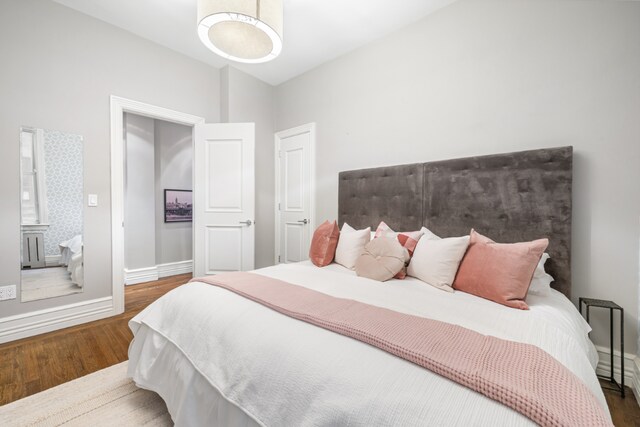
[355, 237, 409, 282]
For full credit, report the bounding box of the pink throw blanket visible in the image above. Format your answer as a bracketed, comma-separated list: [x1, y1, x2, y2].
[192, 272, 611, 427]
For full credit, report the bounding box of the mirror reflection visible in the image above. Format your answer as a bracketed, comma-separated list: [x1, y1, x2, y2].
[20, 127, 84, 302]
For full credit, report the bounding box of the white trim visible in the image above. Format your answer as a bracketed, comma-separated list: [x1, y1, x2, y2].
[595, 345, 636, 386]
[124, 260, 193, 285]
[45, 254, 61, 267]
[34, 128, 49, 226]
[21, 224, 50, 233]
[633, 357, 640, 404]
[19, 127, 50, 227]
[158, 260, 193, 278]
[110, 96, 204, 315]
[594, 345, 639, 406]
[0, 296, 113, 344]
[124, 266, 159, 285]
[274, 123, 316, 264]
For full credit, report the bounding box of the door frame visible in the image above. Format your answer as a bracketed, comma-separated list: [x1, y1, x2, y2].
[110, 96, 204, 314]
[274, 123, 316, 264]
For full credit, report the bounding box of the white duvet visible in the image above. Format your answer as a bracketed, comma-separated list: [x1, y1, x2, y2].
[128, 261, 609, 426]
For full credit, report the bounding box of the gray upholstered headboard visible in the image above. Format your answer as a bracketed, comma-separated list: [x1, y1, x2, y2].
[338, 147, 573, 297]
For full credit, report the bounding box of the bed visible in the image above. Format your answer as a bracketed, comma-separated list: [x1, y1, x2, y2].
[59, 234, 82, 266]
[127, 147, 611, 426]
[59, 234, 83, 287]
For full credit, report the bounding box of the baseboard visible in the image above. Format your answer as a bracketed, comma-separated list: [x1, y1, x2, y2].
[125, 260, 192, 285]
[158, 260, 192, 278]
[633, 358, 640, 404]
[0, 296, 115, 344]
[595, 345, 639, 403]
[45, 255, 61, 267]
[124, 266, 159, 285]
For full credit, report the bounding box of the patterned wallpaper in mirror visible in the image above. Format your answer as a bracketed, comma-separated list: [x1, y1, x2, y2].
[20, 127, 84, 302]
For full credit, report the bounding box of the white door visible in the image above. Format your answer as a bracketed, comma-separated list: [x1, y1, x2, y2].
[194, 123, 255, 277]
[275, 123, 315, 264]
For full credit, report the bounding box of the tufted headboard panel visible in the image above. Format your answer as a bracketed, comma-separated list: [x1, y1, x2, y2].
[338, 163, 424, 232]
[338, 147, 573, 298]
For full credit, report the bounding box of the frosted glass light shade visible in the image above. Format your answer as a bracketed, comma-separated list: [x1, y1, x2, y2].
[198, 0, 283, 63]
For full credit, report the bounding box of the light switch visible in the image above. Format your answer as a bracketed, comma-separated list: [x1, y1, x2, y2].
[88, 194, 98, 207]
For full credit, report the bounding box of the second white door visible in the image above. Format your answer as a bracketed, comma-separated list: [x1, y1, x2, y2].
[193, 122, 255, 277]
[275, 123, 315, 264]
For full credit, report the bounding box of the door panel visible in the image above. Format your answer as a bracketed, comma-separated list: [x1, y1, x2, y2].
[206, 139, 243, 211]
[194, 123, 254, 277]
[284, 148, 304, 211]
[284, 223, 304, 262]
[205, 226, 242, 273]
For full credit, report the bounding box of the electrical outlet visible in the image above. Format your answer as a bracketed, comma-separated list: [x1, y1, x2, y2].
[0, 285, 17, 301]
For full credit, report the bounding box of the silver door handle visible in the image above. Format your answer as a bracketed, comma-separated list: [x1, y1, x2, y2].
[297, 219, 309, 224]
[239, 220, 253, 226]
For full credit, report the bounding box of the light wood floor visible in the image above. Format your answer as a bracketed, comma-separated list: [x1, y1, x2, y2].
[1, 273, 639, 426]
[21, 266, 82, 302]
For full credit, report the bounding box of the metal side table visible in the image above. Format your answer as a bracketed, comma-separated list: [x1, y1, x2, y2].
[579, 297, 624, 397]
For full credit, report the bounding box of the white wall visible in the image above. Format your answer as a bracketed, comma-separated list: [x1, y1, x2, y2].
[124, 113, 156, 270]
[275, 0, 640, 353]
[154, 120, 193, 265]
[0, 0, 219, 317]
[222, 66, 276, 269]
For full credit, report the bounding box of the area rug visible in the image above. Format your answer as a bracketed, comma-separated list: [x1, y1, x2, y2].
[0, 362, 172, 426]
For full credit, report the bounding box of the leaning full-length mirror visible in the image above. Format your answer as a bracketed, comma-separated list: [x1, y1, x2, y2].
[20, 127, 84, 302]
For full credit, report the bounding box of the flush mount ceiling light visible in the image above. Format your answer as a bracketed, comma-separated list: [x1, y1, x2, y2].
[197, 0, 283, 64]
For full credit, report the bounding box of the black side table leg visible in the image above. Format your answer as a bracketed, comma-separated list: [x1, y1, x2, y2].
[620, 307, 625, 398]
[610, 309, 614, 385]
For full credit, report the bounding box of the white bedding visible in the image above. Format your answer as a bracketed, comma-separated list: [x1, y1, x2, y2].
[68, 252, 83, 287]
[59, 234, 82, 266]
[128, 261, 608, 426]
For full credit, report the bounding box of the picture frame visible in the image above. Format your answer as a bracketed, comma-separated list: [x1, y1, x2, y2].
[164, 189, 192, 222]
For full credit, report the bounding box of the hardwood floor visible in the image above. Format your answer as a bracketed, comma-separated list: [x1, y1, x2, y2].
[602, 381, 640, 426]
[0, 273, 190, 406]
[1, 273, 639, 425]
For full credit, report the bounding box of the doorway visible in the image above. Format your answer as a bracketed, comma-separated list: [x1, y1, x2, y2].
[110, 97, 256, 315]
[110, 97, 204, 314]
[274, 123, 316, 264]
[122, 113, 194, 285]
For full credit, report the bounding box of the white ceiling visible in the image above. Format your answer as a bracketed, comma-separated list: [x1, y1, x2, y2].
[52, 0, 456, 86]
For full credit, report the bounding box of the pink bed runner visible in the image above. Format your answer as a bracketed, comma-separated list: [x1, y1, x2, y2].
[192, 272, 611, 427]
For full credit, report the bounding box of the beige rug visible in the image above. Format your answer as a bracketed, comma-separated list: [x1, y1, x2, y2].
[0, 362, 172, 426]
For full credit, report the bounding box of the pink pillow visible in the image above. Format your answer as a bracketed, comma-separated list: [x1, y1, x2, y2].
[374, 221, 424, 279]
[452, 229, 548, 310]
[309, 220, 340, 267]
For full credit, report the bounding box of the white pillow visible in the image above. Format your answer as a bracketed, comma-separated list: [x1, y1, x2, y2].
[420, 227, 440, 240]
[407, 227, 470, 292]
[528, 253, 554, 296]
[335, 223, 371, 270]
